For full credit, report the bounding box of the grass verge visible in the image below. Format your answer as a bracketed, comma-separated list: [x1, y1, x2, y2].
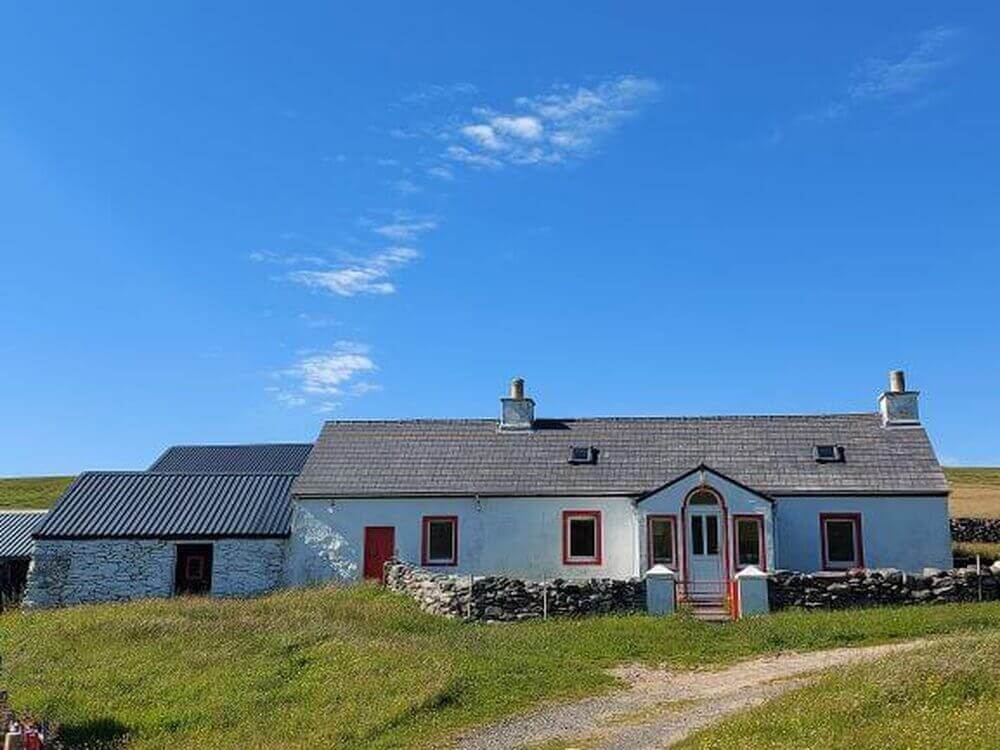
[3, 586, 1000, 749]
[679, 630, 1000, 749]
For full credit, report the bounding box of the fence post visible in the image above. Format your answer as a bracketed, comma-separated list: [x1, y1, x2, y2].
[542, 582, 548, 620]
[734, 566, 769, 618]
[644, 565, 676, 615]
[977, 555, 982, 602]
[467, 574, 473, 620]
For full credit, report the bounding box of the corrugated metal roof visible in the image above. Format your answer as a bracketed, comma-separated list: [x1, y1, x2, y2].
[294, 413, 948, 498]
[35, 473, 295, 540]
[0, 511, 47, 558]
[149, 443, 312, 473]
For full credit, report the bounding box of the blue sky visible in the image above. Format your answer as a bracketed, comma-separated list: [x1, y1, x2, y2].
[2, 3, 998, 475]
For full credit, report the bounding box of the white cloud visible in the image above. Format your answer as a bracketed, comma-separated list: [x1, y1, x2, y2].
[372, 218, 438, 241]
[273, 342, 379, 408]
[460, 123, 505, 150]
[445, 75, 660, 169]
[491, 115, 544, 140]
[803, 27, 962, 124]
[426, 165, 454, 180]
[445, 144, 502, 168]
[849, 27, 960, 101]
[288, 246, 420, 297]
[249, 250, 329, 266]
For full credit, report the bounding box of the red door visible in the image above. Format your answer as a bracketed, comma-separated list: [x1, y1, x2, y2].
[363, 527, 395, 582]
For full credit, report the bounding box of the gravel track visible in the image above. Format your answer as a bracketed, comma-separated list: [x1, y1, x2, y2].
[454, 640, 927, 750]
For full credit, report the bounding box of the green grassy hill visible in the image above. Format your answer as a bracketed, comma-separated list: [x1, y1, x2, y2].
[2, 587, 1000, 750]
[0, 475, 74, 510]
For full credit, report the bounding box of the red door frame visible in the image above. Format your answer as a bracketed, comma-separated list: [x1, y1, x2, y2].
[645, 514, 678, 570]
[731, 513, 767, 571]
[363, 526, 396, 582]
[680, 487, 730, 601]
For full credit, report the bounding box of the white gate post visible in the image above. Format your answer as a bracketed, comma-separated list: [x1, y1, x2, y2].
[645, 564, 677, 615]
[734, 565, 769, 618]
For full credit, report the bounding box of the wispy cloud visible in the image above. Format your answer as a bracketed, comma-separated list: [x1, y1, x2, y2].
[249, 250, 330, 266]
[400, 82, 478, 106]
[805, 27, 962, 123]
[436, 75, 660, 170]
[272, 341, 379, 410]
[371, 217, 438, 241]
[288, 246, 419, 296]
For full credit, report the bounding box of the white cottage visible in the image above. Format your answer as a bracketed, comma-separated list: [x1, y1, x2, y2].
[26, 370, 951, 610]
[287, 370, 952, 606]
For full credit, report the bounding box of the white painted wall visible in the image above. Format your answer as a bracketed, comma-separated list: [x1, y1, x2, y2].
[286, 496, 639, 584]
[773, 496, 952, 573]
[24, 537, 289, 608]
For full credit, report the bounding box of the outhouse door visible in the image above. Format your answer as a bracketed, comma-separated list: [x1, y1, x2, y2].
[175, 543, 213, 595]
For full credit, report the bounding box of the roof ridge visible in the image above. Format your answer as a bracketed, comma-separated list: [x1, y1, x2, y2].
[76, 471, 301, 478]
[160, 442, 313, 448]
[322, 412, 880, 425]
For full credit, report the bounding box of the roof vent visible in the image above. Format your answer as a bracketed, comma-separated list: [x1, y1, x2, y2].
[500, 377, 535, 430]
[568, 446, 598, 464]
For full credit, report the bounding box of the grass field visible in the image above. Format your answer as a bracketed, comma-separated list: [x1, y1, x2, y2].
[0, 475, 74, 510]
[945, 467, 1000, 518]
[3, 587, 1000, 749]
[680, 629, 1000, 749]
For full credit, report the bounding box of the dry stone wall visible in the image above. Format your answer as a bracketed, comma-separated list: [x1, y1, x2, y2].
[769, 564, 1000, 610]
[951, 517, 1000, 544]
[383, 559, 645, 622]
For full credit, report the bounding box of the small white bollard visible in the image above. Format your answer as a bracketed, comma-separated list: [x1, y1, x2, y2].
[645, 564, 677, 615]
[734, 565, 769, 618]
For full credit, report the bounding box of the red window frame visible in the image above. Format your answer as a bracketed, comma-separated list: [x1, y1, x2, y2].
[646, 514, 678, 569]
[820, 513, 864, 570]
[421, 515, 458, 566]
[562, 510, 602, 565]
[732, 514, 766, 571]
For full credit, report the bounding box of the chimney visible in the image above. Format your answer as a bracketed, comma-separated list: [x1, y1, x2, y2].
[878, 369, 920, 426]
[500, 377, 534, 430]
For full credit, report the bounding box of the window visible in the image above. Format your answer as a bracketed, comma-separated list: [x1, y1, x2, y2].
[421, 516, 458, 566]
[568, 446, 597, 464]
[814, 444, 845, 463]
[647, 516, 676, 567]
[689, 515, 719, 556]
[563, 510, 602, 565]
[733, 515, 765, 569]
[821, 514, 863, 570]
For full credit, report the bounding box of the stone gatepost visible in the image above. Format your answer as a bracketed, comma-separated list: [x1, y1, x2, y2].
[645, 564, 677, 615]
[734, 565, 769, 617]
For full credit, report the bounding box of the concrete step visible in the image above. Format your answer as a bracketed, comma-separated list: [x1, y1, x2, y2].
[688, 601, 732, 623]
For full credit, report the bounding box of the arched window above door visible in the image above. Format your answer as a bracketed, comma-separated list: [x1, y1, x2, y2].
[688, 488, 720, 506]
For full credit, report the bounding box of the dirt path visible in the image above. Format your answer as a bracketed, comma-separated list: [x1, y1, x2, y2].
[454, 640, 928, 750]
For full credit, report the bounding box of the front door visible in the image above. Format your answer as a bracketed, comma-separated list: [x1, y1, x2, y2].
[687, 506, 724, 600]
[363, 526, 395, 582]
[175, 543, 213, 595]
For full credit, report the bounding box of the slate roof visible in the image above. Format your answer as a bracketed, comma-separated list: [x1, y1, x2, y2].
[149, 443, 312, 473]
[293, 414, 948, 498]
[0, 511, 47, 558]
[35, 473, 295, 540]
